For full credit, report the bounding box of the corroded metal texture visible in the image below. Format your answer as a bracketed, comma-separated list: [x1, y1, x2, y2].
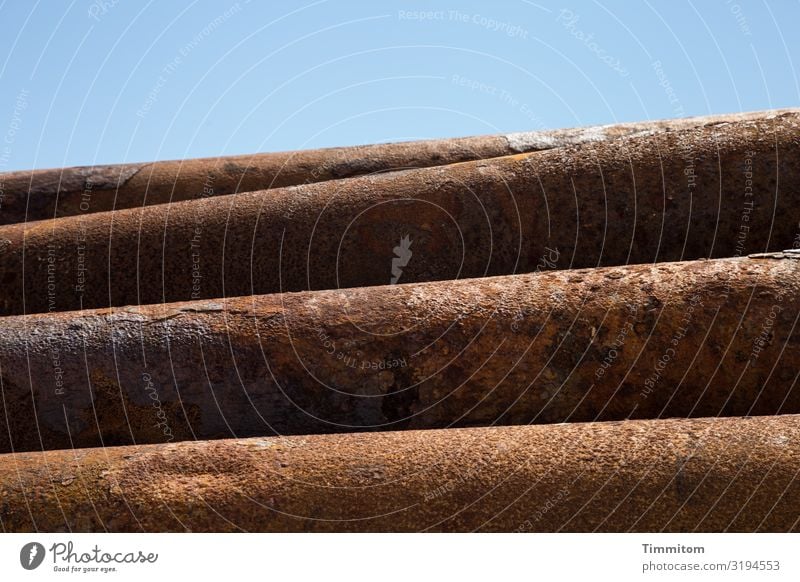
[1, 415, 798, 532]
[0, 109, 793, 225]
[1, 255, 798, 453]
[1, 113, 798, 316]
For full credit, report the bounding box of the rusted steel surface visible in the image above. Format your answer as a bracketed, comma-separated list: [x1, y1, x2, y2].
[1, 113, 799, 316]
[0, 109, 792, 225]
[1, 255, 798, 453]
[1, 415, 798, 532]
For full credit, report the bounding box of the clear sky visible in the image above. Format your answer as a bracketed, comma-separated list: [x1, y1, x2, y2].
[0, 0, 797, 172]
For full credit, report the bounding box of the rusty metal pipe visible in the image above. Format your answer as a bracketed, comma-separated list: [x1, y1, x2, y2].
[1, 254, 798, 453]
[1, 414, 798, 532]
[1, 113, 799, 316]
[0, 109, 792, 225]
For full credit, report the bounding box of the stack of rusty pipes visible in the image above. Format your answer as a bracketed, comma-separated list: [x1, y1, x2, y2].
[0, 109, 798, 532]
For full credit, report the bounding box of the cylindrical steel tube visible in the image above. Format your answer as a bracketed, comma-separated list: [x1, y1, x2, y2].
[1, 113, 798, 316]
[1, 254, 798, 453]
[0, 109, 791, 225]
[1, 415, 798, 532]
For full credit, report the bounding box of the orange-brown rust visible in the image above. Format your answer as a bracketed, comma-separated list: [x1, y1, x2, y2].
[1, 113, 799, 316]
[1, 255, 798, 453]
[0, 109, 791, 225]
[1, 415, 798, 532]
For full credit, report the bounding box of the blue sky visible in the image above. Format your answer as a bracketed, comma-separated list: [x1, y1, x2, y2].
[0, 0, 797, 171]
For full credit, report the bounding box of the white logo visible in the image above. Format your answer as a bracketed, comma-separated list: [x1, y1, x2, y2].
[390, 235, 413, 284]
